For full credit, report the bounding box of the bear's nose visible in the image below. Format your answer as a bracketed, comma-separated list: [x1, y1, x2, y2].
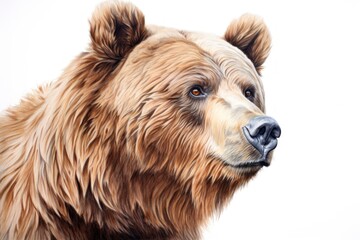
[243, 116, 281, 155]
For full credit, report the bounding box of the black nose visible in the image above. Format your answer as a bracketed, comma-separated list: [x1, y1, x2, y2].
[243, 116, 281, 155]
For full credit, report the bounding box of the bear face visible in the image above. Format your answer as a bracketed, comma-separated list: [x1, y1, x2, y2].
[95, 6, 277, 178]
[0, 1, 280, 239]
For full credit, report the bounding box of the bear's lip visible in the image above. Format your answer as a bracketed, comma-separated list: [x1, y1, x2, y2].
[230, 159, 270, 168]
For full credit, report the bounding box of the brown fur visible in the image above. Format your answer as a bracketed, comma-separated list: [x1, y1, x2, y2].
[0, 1, 273, 239]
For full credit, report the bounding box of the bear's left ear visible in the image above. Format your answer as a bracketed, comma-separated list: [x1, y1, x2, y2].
[89, 1, 147, 62]
[224, 14, 271, 74]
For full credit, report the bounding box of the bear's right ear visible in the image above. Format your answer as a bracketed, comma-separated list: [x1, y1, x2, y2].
[89, 1, 147, 62]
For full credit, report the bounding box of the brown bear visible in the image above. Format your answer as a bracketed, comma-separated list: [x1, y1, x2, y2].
[0, 1, 281, 239]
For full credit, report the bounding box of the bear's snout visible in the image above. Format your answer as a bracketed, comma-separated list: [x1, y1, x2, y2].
[243, 116, 281, 163]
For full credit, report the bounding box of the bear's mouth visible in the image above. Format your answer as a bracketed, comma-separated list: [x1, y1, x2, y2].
[229, 144, 274, 169]
[229, 159, 270, 168]
[209, 154, 270, 169]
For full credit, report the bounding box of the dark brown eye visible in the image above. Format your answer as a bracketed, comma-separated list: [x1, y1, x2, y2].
[244, 88, 255, 101]
[191, 88, 201, 96]
[189, 86, 206, 98]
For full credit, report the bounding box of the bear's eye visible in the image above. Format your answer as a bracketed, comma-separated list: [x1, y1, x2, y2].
[244, 88, 255, 101]
[189, 86, 206, 99]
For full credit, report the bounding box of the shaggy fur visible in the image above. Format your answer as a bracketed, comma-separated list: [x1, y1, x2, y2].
[0, 1, 273, 239]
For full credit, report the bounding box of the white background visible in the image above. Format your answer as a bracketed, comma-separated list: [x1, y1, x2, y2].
[1, 0, 360, 239]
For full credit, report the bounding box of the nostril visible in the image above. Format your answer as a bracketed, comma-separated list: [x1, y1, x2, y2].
[258, 126, 266, 136]
[271, 126, 281, 139]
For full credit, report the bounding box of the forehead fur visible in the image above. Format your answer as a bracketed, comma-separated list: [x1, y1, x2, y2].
[188, 33, 258, 75]
[146, 26, 262, 78]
